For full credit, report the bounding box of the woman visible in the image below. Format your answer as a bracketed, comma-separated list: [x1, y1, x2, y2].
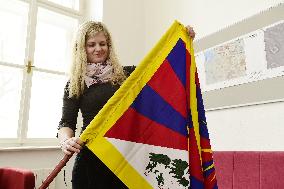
[57, 21, 195, 189]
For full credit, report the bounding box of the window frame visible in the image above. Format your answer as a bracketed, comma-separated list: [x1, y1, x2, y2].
[0, 0, 83, 148]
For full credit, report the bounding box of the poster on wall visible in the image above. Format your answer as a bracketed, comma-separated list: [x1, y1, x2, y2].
[196, 20, 284, 92]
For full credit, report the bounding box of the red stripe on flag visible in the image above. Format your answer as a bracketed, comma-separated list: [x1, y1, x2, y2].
[105, 107, 188, 150]
[195, 71, 200, 87]
[185, 49, 192, 111]
[205, 172, 217, 189]
[148, 59, 187, 118]
[201, 151, 214, 163]
[188, 128, 205, 182]
[201, 137, 212, 149]
[186, 48, 204, 181]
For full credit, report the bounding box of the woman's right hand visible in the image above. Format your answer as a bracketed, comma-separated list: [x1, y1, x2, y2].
[60, 137, 83, 155]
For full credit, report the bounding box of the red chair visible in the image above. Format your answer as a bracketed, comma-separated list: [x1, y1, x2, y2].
[0, 167, 35, 189]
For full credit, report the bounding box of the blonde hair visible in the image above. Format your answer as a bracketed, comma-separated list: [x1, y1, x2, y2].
[68, 21, 126, 98]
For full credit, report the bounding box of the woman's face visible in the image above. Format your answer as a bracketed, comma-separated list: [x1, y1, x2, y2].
[85, 32, 109, 63]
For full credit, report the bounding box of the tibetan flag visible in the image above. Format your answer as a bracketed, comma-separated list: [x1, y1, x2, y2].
[80, 20, 218, 189]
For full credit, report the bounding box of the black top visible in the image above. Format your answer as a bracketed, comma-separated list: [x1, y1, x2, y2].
[58, 66, 135, 189]
[58, 66, 136, 133]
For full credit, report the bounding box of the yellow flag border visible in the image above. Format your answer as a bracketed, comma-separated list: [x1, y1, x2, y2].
[80, 20, 200, 188]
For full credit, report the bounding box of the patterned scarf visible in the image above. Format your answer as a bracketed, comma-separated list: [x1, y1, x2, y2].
[85, 62, 113, 88]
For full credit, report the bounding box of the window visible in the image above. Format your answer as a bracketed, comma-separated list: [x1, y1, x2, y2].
[0, 0, 29, 139]
[0, 0, 81, 146]
[0, 65, 23, 138]
[47, 0, 79, 10]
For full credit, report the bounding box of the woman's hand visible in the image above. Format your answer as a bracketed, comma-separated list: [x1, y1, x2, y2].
[60, 137, 83, 155]
[186, 25, 196, 40]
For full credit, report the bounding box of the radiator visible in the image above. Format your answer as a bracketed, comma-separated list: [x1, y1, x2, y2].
[33, 168, 56, 189]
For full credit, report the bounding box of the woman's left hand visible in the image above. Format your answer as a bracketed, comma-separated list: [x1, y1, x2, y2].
[186, 25, 196, 40]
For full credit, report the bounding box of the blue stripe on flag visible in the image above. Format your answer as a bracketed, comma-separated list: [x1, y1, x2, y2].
[167, 39, 186, 87]
[187, 111, 193, 129]
[213, 183, 219, 189]
[190, 176, 204, 189]
[202, 160, 213, 170]
[131, 85, 188, 136]
[196, 82, 206, 121]
[203, 167, 215, 178]
[196, 84, 210, 139]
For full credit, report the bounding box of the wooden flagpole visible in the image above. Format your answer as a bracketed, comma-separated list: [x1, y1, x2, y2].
[38, 154, 73, 189]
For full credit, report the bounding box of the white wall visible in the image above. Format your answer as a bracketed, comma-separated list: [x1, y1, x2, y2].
[143, 0, 193, 53]
[206, 101, 284, 151]
[103, 0, 146, 66]
[143, 0, 283, 49]
[83, 0, 103, 21]
[102, 0, 283, 70]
